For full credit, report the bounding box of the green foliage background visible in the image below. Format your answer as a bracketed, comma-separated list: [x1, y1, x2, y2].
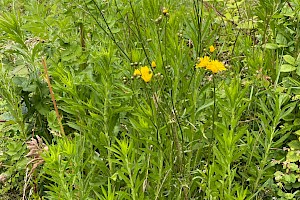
[0, 0, 300, 199]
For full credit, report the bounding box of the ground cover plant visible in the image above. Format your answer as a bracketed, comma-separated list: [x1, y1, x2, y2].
[0, 0, 300, 199]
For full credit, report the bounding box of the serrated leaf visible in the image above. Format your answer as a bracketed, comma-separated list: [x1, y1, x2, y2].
[47, 110, 60, 131]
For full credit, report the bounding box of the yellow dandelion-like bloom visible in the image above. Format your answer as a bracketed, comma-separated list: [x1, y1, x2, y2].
[134, 69, 141, 76]
[196, 56, 210, 68]
[140, 66, 153, 82]
[206, 60, 226, 73]
[209, 45, 215, 53]
[151, 61, 157, 68]
[162, 8, 168, 15]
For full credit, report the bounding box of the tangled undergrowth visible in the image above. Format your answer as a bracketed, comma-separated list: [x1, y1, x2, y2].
[0, 0, 300, 199]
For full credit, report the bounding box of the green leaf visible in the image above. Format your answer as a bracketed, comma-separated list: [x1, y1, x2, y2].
[276, 34, 287, 45]
[296, 66, 300, 76]
[280, 64, 296, 72]
[264, 43, 278, 49]
[274, 171, 283, 181]
[283, 55, 296, 65]
[111, 28, 120, 33]
[284, 193, 295, 199]
[283, 174, 297, 183]
[288, 140, 300, 150]
[47, 110, 60, 131]
[286, 151, 300, 162]
[292, 182, 300, 188]
[294, 130, 300, 136]
[289, 163, 298, 171]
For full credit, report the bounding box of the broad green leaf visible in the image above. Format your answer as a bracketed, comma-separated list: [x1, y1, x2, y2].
[292, 182, 300, 188]
[283, 174, 297, 183]
[286, 151, 299, 162]
[280, 64, 296, 72]
[289, 163, 298, 171]
[276, 33, 287, 45]
[274, 171, 283, 181]
[264, 43, 278, 49]
[288, 140, 300, 150]
[283, 55, 296, 65]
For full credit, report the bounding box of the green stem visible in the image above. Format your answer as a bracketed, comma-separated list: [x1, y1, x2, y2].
[207, 74, 216, 165]
[213, 74, 216, 137]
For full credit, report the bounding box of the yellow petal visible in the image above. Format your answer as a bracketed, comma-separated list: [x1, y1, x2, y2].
[134, 69, 141, 76]
[140, 66, 153, 82]
[151, 61, 157, 68]
[206, 60, 226, 73]
[196, 56, 210, 68]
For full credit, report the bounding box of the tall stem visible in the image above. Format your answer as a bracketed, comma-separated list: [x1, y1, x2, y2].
[42, 58, 65, 136]
[213, 74, 216, 136]
[207, 74, 216, 165]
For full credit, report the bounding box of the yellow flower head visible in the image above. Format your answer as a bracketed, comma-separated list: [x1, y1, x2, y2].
[134, 66, 153, 82]
[134, 69, 141, 76]
[206, 60, 226, 73]
[151, 61, 157, 68]
[162, 7, 169, 16]
[141, 66, 153, 82]
[196, 56, 210, 68]
[209, 45, 215, 53]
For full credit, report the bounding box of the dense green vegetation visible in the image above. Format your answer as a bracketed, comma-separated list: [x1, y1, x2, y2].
[0, 0, 300, 199]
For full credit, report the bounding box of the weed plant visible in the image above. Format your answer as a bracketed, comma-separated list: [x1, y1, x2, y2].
[0, 0, 300, 199]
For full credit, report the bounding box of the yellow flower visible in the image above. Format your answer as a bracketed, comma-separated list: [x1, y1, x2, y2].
[151, 61, 157, 68]
[162, 8, 168, 15]
[206, 60, 226, 73]
[134, 69, 141, 76]
[141, 66, 153, 82]
[134, 66, 153, 82]
[209, 45, 215, 53]
[196, 56, 210, 68]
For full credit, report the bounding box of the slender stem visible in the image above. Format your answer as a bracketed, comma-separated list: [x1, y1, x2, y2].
[42, 58, 65, 136]
[193, 0, 203, 55]
[213, 74, 216, 136]
[129, 0, 151, 65]
[86, 0, 131, 61]
[207, 74, 216, 165]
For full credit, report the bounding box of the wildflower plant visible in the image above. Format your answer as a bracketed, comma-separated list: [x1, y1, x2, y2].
[0, 0, 299, 199]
